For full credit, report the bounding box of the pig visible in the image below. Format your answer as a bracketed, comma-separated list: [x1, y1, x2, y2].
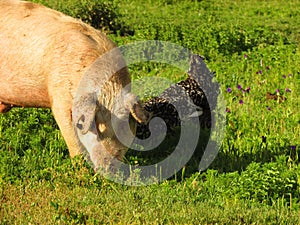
[0, 0, 149, 171]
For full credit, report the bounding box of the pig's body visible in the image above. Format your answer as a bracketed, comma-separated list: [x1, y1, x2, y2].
[0, 1, 115, 107]
[0, 0, 147, 170]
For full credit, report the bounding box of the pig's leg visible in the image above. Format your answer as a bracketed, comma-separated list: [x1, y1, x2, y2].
[51, 102, 82, 157]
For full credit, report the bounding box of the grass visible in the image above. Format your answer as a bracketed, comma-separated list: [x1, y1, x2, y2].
[1, 0, 300, 224]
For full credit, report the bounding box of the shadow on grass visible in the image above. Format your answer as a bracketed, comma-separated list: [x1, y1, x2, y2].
[211, 144, 299, 173]
[126, 125, 299, 180]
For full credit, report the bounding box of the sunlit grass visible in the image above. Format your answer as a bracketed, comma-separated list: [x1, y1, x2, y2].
[0, 0, 300, 224]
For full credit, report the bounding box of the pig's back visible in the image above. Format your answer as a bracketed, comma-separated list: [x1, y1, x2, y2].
[0, 0, 115, 108]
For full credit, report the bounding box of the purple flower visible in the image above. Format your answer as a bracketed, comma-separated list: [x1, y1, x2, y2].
[288, 74, 293, 77]
[267, 106, 271, 111]
[226, 108, 231, 113]
[244, 54, 248, 59]
[256, 70, 263, 75]
[276, 89, 280, 93]
[237, 84, 242, 90]
[239, 99, 244, 104]
[227, 87, 232, 93]
[282, 75, 286, 79]
[291, 146, 296, 150]
[285, 88, 291, 92]
[266, 66, 270, 70]
[245, 87, 251, 93]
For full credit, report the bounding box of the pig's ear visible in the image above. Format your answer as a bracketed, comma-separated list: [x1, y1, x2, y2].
[123, 93, 151, 124]
[72, 93, 97, 134]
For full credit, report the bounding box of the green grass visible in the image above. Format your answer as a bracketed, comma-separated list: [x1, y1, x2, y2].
[1, 0, 300, 224]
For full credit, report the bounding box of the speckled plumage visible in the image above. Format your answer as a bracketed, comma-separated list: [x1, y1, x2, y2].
[136, 55, 212, 140]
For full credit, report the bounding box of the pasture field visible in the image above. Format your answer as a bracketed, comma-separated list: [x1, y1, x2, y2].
[1, 0, 300, 224]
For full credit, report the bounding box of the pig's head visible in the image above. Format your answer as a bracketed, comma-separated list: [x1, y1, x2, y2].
[72, 56, 150, 173]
